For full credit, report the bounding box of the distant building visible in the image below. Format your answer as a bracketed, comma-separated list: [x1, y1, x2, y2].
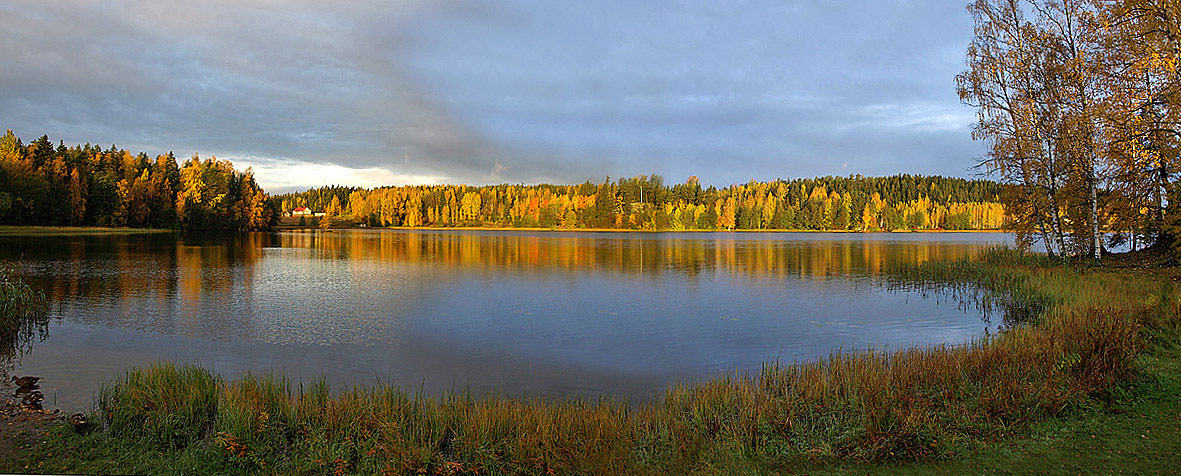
[291, 207, 314, 216]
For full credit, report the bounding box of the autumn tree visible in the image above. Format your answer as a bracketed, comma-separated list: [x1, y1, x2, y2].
[959, 0, 1068, 254]
[1099, 0, 1181, 249]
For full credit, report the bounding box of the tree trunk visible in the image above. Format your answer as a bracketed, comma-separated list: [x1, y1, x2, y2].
[1158, 164, 1166, 226]
[1046, 169, 1067, 258]
[1091, 175, 1100, 263]
[1050, 203, 1067, 258]
[1035, 208, 1055, 256]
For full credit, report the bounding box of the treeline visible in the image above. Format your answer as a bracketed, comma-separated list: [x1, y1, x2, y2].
[0, 130, 276, 230]
[276, 175, 1009, 231]
[958, 0, 1181, 258]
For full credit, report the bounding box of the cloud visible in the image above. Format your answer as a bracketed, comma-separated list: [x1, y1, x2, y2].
[228, 157, 444, 193]
[854, 103, 976, 133]
[0, 0, 986, 190]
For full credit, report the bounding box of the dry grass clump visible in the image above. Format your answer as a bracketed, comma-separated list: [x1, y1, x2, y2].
[99, 363, 219, 449]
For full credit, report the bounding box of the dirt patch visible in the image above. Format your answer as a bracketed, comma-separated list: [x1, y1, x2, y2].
[1101, 246, 1177, 269]
[0, 383, 65, 472]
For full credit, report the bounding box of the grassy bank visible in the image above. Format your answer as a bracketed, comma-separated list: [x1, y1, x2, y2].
[0, 226, 173, 236]
[2, 249, 1178, 475]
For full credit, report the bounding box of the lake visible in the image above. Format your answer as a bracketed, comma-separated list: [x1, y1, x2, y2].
[0, 229, 1013, 410]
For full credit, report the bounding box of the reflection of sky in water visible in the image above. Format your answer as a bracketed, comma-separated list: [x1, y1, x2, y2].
[0, 230, 1012, 410]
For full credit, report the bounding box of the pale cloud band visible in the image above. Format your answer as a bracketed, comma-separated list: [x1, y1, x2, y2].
[230, 157, 444, 193]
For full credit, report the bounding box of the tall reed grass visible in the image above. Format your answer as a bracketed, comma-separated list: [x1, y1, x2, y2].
[0, 267, 48, 366]
[89, 249, 1177, 474]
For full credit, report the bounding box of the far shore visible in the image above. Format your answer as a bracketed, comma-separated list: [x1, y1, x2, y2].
[0, 224, 1014, 235]
[279, 224, 1013, 233]
[0, 226, 174, 236]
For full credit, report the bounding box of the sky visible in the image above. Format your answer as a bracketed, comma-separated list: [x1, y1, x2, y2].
[0, 0, 985, 193]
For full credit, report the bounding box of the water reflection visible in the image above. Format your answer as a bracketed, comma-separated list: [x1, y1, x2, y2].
[0, 230, 1011, 409]
[273, 230, 992, 278]
[2, 231, 1002, 309]
[888, 274, 1044, 328]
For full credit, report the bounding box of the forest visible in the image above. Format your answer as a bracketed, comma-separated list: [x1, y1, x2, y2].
[957, 0, 1181, 258]
[0, 128, 1010, 233]
[276, 175, 1009, 231]
[0, 131, 276, 230]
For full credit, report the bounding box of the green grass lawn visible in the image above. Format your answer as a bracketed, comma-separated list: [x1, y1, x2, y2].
[808, 343, 1181, 476]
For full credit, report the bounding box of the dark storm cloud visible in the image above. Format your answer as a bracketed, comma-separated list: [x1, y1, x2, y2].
[0, 0, 983, 190]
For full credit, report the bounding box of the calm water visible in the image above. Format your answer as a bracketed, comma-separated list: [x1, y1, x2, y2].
[0, 230, 1013, 410]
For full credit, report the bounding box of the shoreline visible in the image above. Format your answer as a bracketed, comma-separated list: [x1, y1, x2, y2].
[280, 225, 1013, 233]
[0, 382, 67, 472]
[0, 226, 173, 236]
[2, 224, 1014, 234]
[13, 225, 1139, 245]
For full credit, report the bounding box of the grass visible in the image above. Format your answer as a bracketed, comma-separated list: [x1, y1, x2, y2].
[2, 248, 1179, 475]
[0, 225, 173, 236]
[0, 268, 48, 366]
[802, 340, 1181, 475]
